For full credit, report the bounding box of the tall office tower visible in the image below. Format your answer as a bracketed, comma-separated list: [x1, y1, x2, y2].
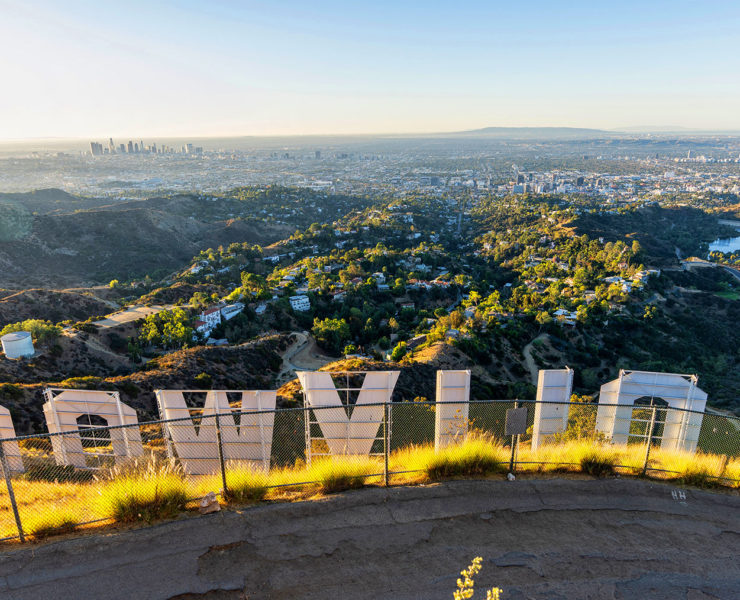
[315, 150, 321, 159]
[90, 142, 103, 156]
[687, 150, 693, 158]
[127, 141, 134, 153]
[186, 143, 194, 154]
[140, 140, 144, 153]
[119, 143, 126, 153]
[134, 143, 139, 153]
[109, 138, 115, 154]
[152, 143, 157, 153]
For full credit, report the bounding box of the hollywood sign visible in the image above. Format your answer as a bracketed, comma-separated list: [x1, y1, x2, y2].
[0, 369, 708, 474]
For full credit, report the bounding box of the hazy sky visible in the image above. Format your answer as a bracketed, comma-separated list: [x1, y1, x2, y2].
[2, 0, 739, 139]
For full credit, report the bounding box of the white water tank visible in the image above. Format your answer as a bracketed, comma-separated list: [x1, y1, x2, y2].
[1, 331, 35, 359]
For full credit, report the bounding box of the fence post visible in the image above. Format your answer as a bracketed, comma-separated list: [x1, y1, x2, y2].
[214, 411, 228, 498]
[641, 405, 657, 477]
[0, 442, 25, 542]
[509, 400, 519, 473]
[383, 401, 390, 487]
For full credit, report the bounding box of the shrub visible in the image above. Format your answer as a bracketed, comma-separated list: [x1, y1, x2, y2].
[0, 383, 23, 400]
[193, 372, 213, 389]
[72, 322, 98, 334]
[18, 437, 53, 452]
[116, 380, 140, 398]
[95, 459, 188, 523]
[59, 376, 111, 390]
[579, 448, 618, 477]
[676, 466, 716, 488]
[25, 463, 94, 483]
[390, 341, 407, 361]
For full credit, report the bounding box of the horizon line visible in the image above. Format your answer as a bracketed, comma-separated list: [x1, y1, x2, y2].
[4, 126, 740, 144]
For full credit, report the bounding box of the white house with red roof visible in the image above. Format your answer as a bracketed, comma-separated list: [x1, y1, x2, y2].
[195, 306, 222, 338]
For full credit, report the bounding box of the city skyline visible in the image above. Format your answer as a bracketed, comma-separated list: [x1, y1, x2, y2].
[1, 1, 740, 140]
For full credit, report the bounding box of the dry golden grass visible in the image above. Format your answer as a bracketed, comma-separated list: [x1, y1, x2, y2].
[24, 505, 80, 540]
[94, 459, 189, 524]
[304, 456, 381, 493]
[389, 436, 509, 481]
[723, 458, 740, 488]
[1, 439, 738, 543]
[195, 463, 270, 503]
[649, 448, 729, 487]
[0, 478, 97, 540]
[518, 441, 642, 475]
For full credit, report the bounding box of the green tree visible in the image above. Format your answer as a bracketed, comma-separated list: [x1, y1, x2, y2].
[0, 319, 61, 345]
[140, 308, 193, 349]
[390, 341, 407, 361]
[643, 304, 658, 320]
[535, 311, 552, 326]
[312, 317, 351, 354]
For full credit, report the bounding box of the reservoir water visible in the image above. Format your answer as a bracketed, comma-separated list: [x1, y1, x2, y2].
[709, 236, 740, 254]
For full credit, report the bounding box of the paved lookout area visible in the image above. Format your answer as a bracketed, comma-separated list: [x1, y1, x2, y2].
[0, 479, 738, 600]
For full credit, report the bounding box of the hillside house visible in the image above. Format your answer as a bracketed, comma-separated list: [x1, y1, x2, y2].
[289, 295, 311, 312]
[200, 306, 222, 328]
[221, 303, 245, 321]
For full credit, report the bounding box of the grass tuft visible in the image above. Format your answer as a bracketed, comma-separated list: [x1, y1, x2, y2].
[95, 459, 188, 523]
[579, 448, 618, 478]
[25, 506, 79, 540]
[306, 456, 378, 493]
[197, 463, 270, 504]
[651, 448, 726, 488]
[423, 436, 508, 480]
[723, 458, 740, 488]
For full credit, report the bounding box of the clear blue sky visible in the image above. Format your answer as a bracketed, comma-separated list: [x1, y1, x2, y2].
[1, 0, 739, 139]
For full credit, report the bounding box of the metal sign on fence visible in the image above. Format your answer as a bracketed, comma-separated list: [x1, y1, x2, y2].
[505, 407, 528, 436]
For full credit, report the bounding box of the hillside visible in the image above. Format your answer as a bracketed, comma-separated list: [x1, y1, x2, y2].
[571, 205, 736, 265]
[0, 288, 113, 326]
[0, 188, 113, 215]
[0, 205, 292, 288]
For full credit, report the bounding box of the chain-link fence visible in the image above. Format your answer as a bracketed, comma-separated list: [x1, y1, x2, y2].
[1, 399, 738, 543]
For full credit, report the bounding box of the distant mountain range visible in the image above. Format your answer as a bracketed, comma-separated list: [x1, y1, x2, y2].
[451, 126, 740, 138]
[450, 126, 613, 139]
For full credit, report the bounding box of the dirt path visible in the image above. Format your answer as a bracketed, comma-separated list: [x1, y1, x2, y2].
[276, 332, 335, 385]
[522, 333, 547, 385]
[96, 304, 172, 328]
[2, 479, 737, 600]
